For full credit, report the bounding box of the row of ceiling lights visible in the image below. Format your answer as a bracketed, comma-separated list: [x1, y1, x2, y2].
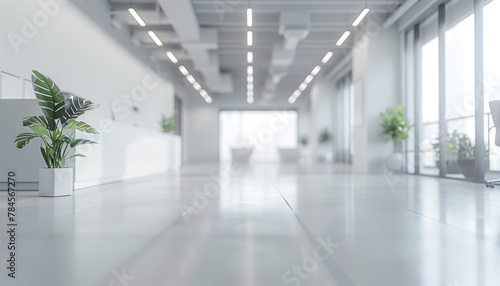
[246, 8, 254, 104]
[288, 7, 370, 104]
[128, 8, 213, 104]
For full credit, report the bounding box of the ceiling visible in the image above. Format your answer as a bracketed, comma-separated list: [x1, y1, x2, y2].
[108, 0, 406, 101]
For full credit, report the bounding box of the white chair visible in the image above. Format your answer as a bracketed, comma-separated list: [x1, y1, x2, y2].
[486, 100, 500, 188]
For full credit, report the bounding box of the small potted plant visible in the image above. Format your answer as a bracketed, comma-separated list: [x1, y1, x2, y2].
[456, 134, 490, 179]
[318, 129, 333, 162]
[160, 111, 176, 133]
[380, 105, 413, 172]
[430, 130, 461, 174]
[14, 70, 99, 197]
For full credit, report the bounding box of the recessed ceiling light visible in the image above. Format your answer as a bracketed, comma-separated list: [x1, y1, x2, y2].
[293, 90, 301, 97]
[148, 31, 163, 46]
[352, 8, 370, 27]
[193, 82, 202, 91]
[322, 51, 334, 64]
[247, 83, 254, 90]
[304, 75, 314, 84]
[247, 90, 254, 97]
[166, 51, 178, 63]
[311, 65, 322, 76]
[299, 82, 308, 91]
[288, 97, 296, 104]
[205, 96, 213, 103]
[200, 89, 208, 97]
[178, 65, 189, 76]
[247, 66, 254, 75]
[247, 51, 253, 63]
[186, 74, 196, 84]
[247, 75, 254, 83]
[247, 97, 254, 104]
[247, 31, 253, 46]
[336, 31, 351, 46]
[247, 8, 253, 27]
[128, 8, 146, 27]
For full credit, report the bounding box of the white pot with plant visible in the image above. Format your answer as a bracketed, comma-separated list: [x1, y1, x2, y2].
[318, 129, 333, 162]
[380, 105, 413, 172]
[14, 70, 99, 197]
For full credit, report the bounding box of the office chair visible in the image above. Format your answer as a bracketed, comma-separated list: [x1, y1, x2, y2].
[486, 100, 500, 188]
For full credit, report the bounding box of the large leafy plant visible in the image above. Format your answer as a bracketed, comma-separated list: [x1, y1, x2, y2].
[14, 70, 99, 168]
[431, 130, 461, 161]
[456, 133, 490, 160]
[380, 105, 413, 142]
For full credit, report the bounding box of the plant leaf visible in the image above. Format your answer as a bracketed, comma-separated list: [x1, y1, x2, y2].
[40, 146, 51, 168]
[70, 139, 98, 148]
[61, 96, 98, 126]
[23, 115, 55, 131]
[31, 70, 66, 122]
[63, 120, 99, 134]
[14, 133, 39, 149]
[69, 153, 86, 159]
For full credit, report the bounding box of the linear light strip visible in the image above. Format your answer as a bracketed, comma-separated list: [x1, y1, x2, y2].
[336, 31, 351, 47]
[352, 8, 370, 27]
[247, 8, 253, 27]
[148, 31, 163, 46]
[166, 51, 178, 63]
[128, 8, 146, 27]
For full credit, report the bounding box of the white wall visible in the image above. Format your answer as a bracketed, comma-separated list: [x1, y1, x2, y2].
[0, 0, 181, 189]
[183, 94, 310, 164]
[352, 26, 402, 174]
[0, 0, 175, 130]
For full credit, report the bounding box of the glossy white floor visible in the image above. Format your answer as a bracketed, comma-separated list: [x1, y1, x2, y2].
[1, 163, 500, 286]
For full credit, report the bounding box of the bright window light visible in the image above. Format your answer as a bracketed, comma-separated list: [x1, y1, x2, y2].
[193, 82, 202, 91]
[128, 8, 146, 27]
[247, 66, 254, 75]
[247, 8, 253, 27]
[311, 65, 321, 76]
[178, 65, 189, 76]
[186, 74, 196, 84]
[247, 97, 254, 104]
[322, 51, 333, 64]
[247, 75, 254, 83]
[336, 31, 351, 46]
[148, 31, 163, 46]
[304, 75, 314, 84]
[352, 8, 370, 27]
[247, 51, 253, 63]
[247, 31, 253, 46]
[166, 51, 178, 63]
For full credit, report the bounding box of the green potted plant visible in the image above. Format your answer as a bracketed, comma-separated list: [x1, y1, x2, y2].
[430, 130, 461, 174]
[318, 129, 333, 162]
[380, 105, 413, 171]
[300, 135, 309, 146]
[456, 134, 490, 179]
[160, 111, 176, 133]
[14, 70, 99, 197]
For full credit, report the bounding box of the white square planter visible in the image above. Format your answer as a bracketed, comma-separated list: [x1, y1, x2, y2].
[39, 168, 74, 197]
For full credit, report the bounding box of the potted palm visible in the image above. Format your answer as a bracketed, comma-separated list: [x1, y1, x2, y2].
[380, 105, 413, 172]
[14, 70, 99, 197]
